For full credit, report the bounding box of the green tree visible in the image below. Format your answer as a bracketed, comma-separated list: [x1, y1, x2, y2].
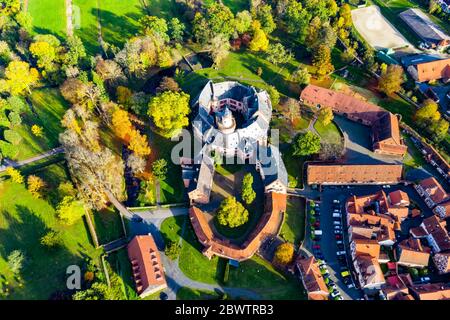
[193, 3, 235, 42]
[40, 230, 63, 249]
[7, 249, 26, 274]
[253, 4, 276, 34]
[377, 65, 404, 95]
[168, 18, 185, 43]
[148, 91, 190, 137]
[317, 106, 334, 126]
[139, 16, 169, 42]
[216, 197, 249, 228]
[241, 173, 256, 205]
[431, 119, 449, 142]
[152, 159, 168, 181]
[207, 34, 231, 67]
[267, 86, 280, 107]
[415, 99, 441, 127]
[293, 131, 321, 156]
[165, 241, 181, 260]
[292, 67, 311, 85]
[235, 10, 253, 34]
[266, 43, 293, 66]
[56, 196, 85, 225]
[312, 45, 334, 78]
[72, 282, 112, 300]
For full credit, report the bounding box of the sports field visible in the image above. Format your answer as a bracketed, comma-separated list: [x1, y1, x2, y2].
[351, 5, 415, 51]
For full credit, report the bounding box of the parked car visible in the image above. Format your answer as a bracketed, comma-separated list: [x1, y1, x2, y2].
[336, 240, 343, 245]
[420, 277, 431, 283]
[335, 234, 343, 240]
[336, 251, 346, 256]
[333, 221, 341, 226]
[341, 271, 351, 278]
[334, 230, 342, 235]
[330, 290, 340, 298]
[333, 200, 340, 204]
[313, 244, 321, 250]
[337, 244, 344, 250]
[314, 222, 321, 228]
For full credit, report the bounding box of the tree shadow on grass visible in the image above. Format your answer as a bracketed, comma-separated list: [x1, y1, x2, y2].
[0, 206, 85, 299]
[96, 9, 141, 48]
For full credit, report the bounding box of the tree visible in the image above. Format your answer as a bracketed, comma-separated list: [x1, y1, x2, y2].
[216, 197, 249, 228]
[72, 282, 112, 300]
[312, 45, 334, 78]
[152, 159, 168, 181]
[29, 40, 57, 70]
[235, 10, 253, 34]
[127, 154, 147, 176]
[56, 196, 85, 225]
[267, 86, 280, 107]
[165, 241, 181, 260]
[5, 167, 23, 184]
[431, 119, 449, 142]
[266, 43, 293, 66]
[377, 65, 404, 95]
[241, 173, 256, 205]
[7, 249, 26, 274]
[148, 91, 190, 137]
[293, 131, 321, 156]
[168, 18, 185, 42]
[58, 181, 77, 198]
[285, 98, 301, 124]
[317, 106, 334, 126]
[157, 76, 180, 93]
[319, 142, 344, 161]
[192, 3, 235, 42]
[292, 67, 310, 85]
[284, 0, 310, 41]
[139, 16, 169, 42]
[128, 129, 151, 157]
[27, 175, 46, 198]
[40, 230, 63, 249]
[31, 124, 44, 137]
[339, 4, 352, 28]
[112, 108, 133, 141]
[273, 242, 294, 265]
[253, 4, 276, 34]
[137, 179, 156, 206]
[207, 34, 231, 67]
[64, 35, 87, 66]
[248, 21, 269, 52]
[415, 99, 441, 126]
[95, 58, 125, 87]
[0, 61, 39, 95]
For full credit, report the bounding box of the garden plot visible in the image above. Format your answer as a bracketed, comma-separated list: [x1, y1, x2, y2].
[351, 5, 415, 51]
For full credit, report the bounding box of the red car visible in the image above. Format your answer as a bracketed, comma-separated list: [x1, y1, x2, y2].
[335, 235, 342, 240]
[313, 222, 321, 228]
[313, 245, 321, 249]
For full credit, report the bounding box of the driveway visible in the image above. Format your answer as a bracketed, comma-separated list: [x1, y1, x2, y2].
[333, 116, 402, 165]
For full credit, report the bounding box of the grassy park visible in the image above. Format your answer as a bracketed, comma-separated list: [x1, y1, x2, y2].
[27, 0, 67, 37]
[280, 197, 306, 245]
[0, 179, 101, 299]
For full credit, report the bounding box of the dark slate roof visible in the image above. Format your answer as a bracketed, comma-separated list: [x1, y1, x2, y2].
[399, 8, 450, 45]
[259, 145, 288, 187]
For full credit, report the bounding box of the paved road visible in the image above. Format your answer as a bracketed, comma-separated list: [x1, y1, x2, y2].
[0, 147, 65, 172]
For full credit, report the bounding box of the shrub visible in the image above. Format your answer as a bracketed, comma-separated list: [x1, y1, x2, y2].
[273, 242, 295, 265]
[7, 250, 26, 274]
[164, 241, 181, 260]
[40, 230, 63, 249]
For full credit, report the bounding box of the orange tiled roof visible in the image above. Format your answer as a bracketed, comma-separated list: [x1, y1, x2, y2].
[300, 85, 406, 156]
[354, 239, 381, 258]
[416, 58, 450, 82]
[410, 283, 450, 300]
[189, 192, 287, 261]
[127, 235, 167, 296]
[388, 190, 410, 206]
[397, 238, 431, 267]
[348, 212, 396, 243]
[296, 256, 329, 300]
[419, 177, 450, 204]
[307, 164, 403, 185]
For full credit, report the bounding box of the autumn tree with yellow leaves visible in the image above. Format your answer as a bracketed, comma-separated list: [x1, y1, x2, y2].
[0, 61, 39, 95]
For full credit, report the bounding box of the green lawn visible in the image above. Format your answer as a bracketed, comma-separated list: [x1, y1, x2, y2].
[106, 248, 139, 300]
[177, 287, 221, 300]
[179, 222, 226, 285]
[73, 0, 101, 54]
[282, 148, 305, 189]
[314, 120, 343, 145]
[13, 88, 68, 161]
[403, 135, 427, 171]
[160, 215, 186, 245]
[227, 255, 306, 300]
[91, 206, 124, 245]
[0, 180, 100, 299]
[98, 0, 145, 48]
[27, 0, 67, 38]
[182, 50, 302, 99]
[280, 196, 305, 245]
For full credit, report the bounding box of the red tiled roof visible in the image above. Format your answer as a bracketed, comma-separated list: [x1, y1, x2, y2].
[419, 177, 449, 204]
[296, 256, 329, 300]
[397, 238, 431, 267]
[189, 192, 287, 261]
[416, 58, 450, 82]
[410, 283, 450, 300]
[307, 164, 403, 185]
[127, 235, 167, 297]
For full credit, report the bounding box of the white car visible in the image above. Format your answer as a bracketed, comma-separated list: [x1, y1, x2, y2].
[334, 226, 342, 231]
[333, 221, 342, 226]
[420, 277, 431, 283]
[330, 291, 341, 298]
[336, 251, 346, 256]
[333, 200, 340, 204]
[334, 230, 342, 235]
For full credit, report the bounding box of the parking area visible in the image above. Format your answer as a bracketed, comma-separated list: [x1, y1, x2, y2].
[304, 183, 434, 299]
